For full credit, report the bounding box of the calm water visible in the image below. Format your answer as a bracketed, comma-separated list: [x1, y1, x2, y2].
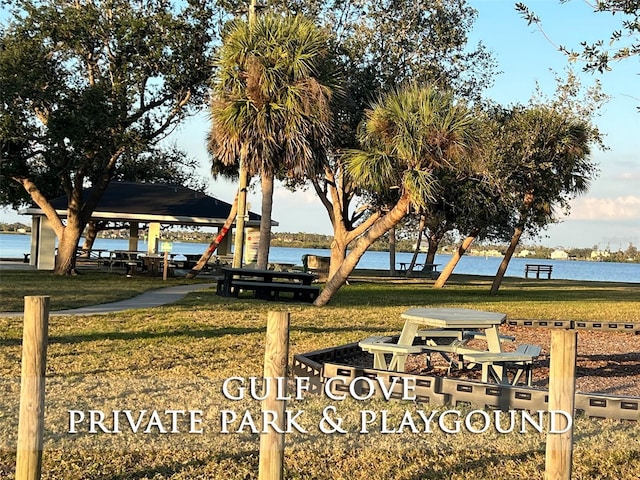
[2, 233, 639, 283]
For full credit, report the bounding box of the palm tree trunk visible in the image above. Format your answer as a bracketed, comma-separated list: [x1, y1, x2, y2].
[407, 214, 426, 277]
[433, 228, 480, 289]
[314, 193, 411, 306]
[389, 226, 396, 275]
[186, 191, 239, 279]
[257, 171, 274, 270]
[491, 192, 534, 294]
[490, 224, 524, 295]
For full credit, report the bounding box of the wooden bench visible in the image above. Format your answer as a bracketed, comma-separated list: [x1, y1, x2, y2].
[416, 329, 515, 343]
[224, 280, 320, 303]
[462, 344, 542, 386]
[525, 264, 553, 279]
[358, 336, 423, 370]
[461, 330, 516, 343]
[75, 249, 110, 268]
[398, 262, 440, 279]
[415, 330, 515, 369]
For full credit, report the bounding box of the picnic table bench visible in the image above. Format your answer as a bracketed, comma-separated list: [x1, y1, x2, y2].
[462, 344, 542, 386]
[525, 263, 553, 279]
[216, 267, 320, 303]
[75, 248, 110, 267]
[397, 262, 440, 278]
[358, 336, 424, 370]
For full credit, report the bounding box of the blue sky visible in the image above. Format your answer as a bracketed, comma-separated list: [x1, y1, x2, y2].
[464, 0, 639, 249]
[2, 0, 638, 250]
[191, 0, 639, 249]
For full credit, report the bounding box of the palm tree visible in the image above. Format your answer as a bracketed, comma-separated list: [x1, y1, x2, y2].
[209, 14, 335, 269]
[489, 105, 596, 294]
[314, 84, 484, 305]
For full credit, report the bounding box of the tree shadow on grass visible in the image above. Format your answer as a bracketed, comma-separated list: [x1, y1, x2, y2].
[0, 325, 389, 347]
[86, 448, 257, 480]
[402, 450, 545, 480]
[331, 281, 640, 308]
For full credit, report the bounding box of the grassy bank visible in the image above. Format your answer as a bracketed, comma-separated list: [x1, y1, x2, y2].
[0, 272, 639, 479]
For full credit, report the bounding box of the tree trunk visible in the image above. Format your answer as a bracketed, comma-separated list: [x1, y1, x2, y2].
[314, 193, 411, 306]
[14, 175, 113, 276]
[389, 226, 396, 275]
[329, 233, 348, 278]
[81, 221, 100, 252]
[185, 191, 238, 279]
[256, 171, 274, 270]
[433, 228, 480, 289]
[54, 221, 84, 275]
[407, 214, 426, 277]
[311, 165, 382, 282]
[424, 232, 439, 266]
[490, 224, 524, 295]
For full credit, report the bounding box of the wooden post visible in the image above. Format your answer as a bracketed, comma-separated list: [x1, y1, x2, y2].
[16, 296, 50, 480]
[545, 328, 577, 480]
[163, 251, 169, 281]
[258, 311, 290, 480]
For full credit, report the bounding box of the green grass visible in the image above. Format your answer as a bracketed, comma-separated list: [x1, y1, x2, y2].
[0, 270, 212, 312]
[0, 272, 639, 479]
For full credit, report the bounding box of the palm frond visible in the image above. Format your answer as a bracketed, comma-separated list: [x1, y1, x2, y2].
[354, 83, 483, 210]
[403, 169, 439, 210]
[209, 13, 335, 180]
[343, 148, 397, 193]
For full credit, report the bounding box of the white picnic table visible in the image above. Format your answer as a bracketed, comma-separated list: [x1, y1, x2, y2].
[360, 307, 542, 386]
[360, 308, 507, 373]
[393, 307, 507, 371]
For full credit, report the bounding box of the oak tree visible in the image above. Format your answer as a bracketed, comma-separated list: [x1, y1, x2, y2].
[0, 0, 214, 274]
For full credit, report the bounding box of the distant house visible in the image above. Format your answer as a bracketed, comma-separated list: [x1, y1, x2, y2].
[551, 249, 569, 260]
[591, 250, 611, 260]
[517, 249, 535, 258]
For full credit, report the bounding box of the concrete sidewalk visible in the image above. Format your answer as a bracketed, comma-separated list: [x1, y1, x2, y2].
[0, 283, 216, 317]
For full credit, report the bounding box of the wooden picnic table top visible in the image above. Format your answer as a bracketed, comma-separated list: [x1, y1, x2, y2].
[109, 250, 147, 256]
[401, 307, 507, 328]
[398, 262, 440, 268]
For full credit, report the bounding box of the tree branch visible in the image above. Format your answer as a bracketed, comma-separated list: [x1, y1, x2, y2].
[346, 210, 381, 243]
[310, 175, 335, 225]
[12, 176, 65, 237]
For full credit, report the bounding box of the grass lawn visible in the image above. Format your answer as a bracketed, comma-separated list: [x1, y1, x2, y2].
[1, 271, 639, 479]
[0, 270, 213, 312]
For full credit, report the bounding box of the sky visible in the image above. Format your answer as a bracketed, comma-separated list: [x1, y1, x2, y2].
[1, 0, 638, 250]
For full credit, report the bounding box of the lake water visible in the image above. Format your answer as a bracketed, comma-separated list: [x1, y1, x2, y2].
[2, 233, 639, 283]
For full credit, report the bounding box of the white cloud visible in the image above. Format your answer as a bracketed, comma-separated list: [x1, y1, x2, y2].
[567, 196, 640, 220]
[273, 185, 321, 205]
[615, 172, 640, 182]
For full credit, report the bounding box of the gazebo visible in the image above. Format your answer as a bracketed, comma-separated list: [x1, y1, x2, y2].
[20, 182, 272, 269]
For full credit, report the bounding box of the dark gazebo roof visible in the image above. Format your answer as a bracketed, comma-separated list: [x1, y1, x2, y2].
[21, 182, 269, 227]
